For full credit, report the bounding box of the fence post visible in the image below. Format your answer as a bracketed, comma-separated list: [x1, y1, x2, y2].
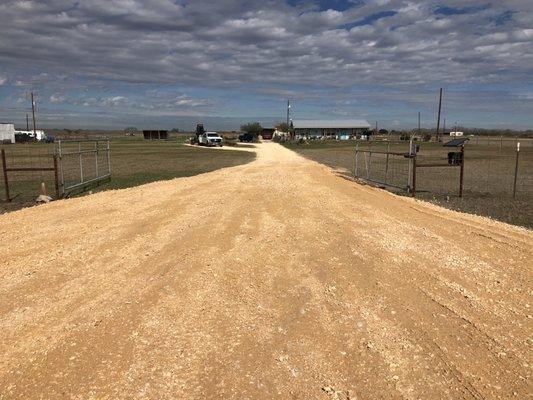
[106, 140, 111, 175]
[78, 141, 84, 183]
[513, 142, 520, 199]
[53, 154, 60, 199]
[1, 148, 11, 202]
[95, 140, 99, 178]
[354, 142, 359, 178]
[385, 141, 390, 184]
[459, 145, 465, 197]
[412, 153, 417, 197]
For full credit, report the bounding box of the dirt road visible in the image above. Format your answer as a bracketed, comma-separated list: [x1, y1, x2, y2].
[0, 143, 531, 399]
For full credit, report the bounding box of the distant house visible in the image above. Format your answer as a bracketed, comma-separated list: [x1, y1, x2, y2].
[143, 130, 169, 140]
[0, 123, 15, 144]
[293, 119, 371, 140]
[261, 128, 275, 140]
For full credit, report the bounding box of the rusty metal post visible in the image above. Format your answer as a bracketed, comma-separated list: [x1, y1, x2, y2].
[53, 154, 60, 199]
[459, 145, 465, 197]
[1, 148, 11, 202]
[513, 142, 520, 199]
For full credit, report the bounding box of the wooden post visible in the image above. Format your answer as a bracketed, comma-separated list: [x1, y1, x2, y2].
[513, 142, 520, 199]
[459, 145, 465, 197]
[1, 149, 10, 202]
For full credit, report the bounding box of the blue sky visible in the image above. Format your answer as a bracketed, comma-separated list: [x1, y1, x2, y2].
[0, 0, 532, 131]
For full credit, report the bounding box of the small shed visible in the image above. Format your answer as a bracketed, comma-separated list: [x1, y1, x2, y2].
[143, 130, 169, 140]
[0, 123, 15, 144]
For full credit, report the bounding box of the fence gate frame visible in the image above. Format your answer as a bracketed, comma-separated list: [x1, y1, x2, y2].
[56, 138, 111, 196]
[412, 140, 466, 198]
[1, 148, 60, 202]
[354, 139, 416, 192]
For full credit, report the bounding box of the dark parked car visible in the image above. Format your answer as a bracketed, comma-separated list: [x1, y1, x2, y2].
[238, 133, 254, 142]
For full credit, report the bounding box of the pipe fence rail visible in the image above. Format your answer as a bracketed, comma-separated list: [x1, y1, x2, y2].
[1, 138, 111, 208]
[353, 139, 529, 199]
[57, 138, 111, 196]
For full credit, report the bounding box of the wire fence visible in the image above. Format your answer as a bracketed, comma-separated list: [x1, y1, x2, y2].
[1, 139, 111, 212]
[354, 139, 532, 199]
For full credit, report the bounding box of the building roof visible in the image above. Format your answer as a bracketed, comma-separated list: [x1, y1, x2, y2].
[292, 119, 371, 129]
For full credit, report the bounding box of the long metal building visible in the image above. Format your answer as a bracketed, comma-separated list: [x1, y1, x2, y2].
[293, 119, 370, 140]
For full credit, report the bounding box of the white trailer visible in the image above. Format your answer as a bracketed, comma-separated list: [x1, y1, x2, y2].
[14, 129, 47, 141]
[0, 123, 15, 144]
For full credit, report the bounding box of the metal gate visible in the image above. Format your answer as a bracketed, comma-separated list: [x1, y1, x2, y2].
[56, 138, 111, 196]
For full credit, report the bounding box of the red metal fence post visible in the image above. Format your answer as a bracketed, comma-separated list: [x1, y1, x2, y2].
[1, 148, 11, 202]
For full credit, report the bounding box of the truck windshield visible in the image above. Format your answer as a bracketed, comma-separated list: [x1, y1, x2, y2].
[207, 134, 218, 137]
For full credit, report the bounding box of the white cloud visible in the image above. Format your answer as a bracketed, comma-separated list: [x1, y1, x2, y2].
[49, 94, 65, 103]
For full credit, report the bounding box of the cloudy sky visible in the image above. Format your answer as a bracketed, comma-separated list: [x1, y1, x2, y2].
[0, 0, 532, 131]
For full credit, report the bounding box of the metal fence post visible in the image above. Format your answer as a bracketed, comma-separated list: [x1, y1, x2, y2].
[385, 141, 390, 184]
[1, 148, 11, 202]
[354, 142, 359, 178]
[513, 142, 520, 199]
[78, 141, 84, 183]
[106, 140, 111, 175]
[412, 153, 417, 197]
[53, 154, 60, 199]
[95, 140, 99, 178]
[459, 145, 465, 197]
[58, 140, 65, 192]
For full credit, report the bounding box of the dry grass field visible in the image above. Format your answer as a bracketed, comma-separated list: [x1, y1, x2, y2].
[283, 139, 533, 228]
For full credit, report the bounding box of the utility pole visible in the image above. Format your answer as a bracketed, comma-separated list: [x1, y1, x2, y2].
[375, 121, 378, 136]
[286, 99, 290, 139]
[31, 92, 37, 136]
[436, 88, 442, 142]
[418, 112, 421, 135]
[26, 113, 29, 131]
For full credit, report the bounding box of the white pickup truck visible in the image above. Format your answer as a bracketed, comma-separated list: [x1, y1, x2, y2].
[199, 131, 223, 147]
